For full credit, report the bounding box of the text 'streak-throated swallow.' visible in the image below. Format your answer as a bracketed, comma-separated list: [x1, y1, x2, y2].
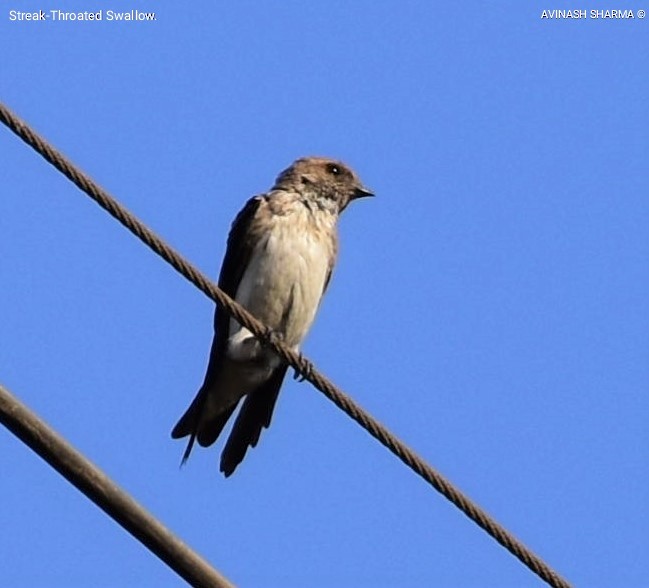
[171, 156, 374, 476]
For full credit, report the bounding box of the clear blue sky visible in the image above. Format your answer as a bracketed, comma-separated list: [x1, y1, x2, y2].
[2, 2, 647, 587]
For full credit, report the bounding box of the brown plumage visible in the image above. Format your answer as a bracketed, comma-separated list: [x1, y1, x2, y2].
[171, 157, 373, 476]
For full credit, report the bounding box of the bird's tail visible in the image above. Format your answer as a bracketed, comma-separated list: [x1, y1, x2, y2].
[171, 389, 235, 464]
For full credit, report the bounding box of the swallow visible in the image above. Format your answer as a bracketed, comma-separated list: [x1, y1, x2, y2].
[171, 156, 373, 476]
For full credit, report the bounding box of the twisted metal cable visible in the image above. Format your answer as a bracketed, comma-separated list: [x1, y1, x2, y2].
[0, 102, 571, 588]
[0, 384, 234, 588]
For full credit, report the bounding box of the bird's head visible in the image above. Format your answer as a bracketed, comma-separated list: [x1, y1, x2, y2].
[274, 156, 374, 213]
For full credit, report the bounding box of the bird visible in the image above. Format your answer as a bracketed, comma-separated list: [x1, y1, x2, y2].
[171, 156, 374, 476]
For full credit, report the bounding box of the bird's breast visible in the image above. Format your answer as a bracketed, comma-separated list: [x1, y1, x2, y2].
[230, 211, 335, 351]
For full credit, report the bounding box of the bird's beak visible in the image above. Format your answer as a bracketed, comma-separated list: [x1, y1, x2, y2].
[353, 184, 375, 199]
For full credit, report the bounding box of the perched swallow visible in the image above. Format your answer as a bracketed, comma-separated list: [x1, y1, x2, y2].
[171, 156, 373, 476]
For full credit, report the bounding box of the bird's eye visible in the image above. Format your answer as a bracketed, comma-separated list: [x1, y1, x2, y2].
[327, 164, 341, 176]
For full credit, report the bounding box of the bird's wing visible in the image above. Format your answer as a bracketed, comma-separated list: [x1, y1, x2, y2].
[171, 195, 265, 447]
[321, 231, 338, 296]
[207, 194, 266, 381]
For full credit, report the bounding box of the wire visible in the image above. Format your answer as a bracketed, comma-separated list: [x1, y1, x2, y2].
[0, 101, 572, 588]
[0, 384, 234, 588]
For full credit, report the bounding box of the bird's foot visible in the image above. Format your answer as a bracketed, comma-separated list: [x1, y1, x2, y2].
[262, 326, 283, 348]
[293, 352, 315, 382]
[261, 328, 312, 381]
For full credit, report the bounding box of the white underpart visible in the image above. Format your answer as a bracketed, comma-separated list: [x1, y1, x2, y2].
[227, 213, 331, 366]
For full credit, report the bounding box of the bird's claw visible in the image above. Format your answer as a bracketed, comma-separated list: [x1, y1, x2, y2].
[263, 327, 283, 348]
[293, 353, 315, 382]
[262, 328, 313, 381]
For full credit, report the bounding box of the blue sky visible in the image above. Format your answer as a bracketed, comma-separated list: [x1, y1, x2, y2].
[1, 2, 647, 587]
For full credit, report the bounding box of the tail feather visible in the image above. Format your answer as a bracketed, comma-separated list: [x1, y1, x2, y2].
[220, 366, 286, 477]
[171, 388, 236, 464]
[197, 405, 237, 447]
[171, 388, 206, 440]
[172, 365, 289, 475]
[180, 433, 196, 466]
